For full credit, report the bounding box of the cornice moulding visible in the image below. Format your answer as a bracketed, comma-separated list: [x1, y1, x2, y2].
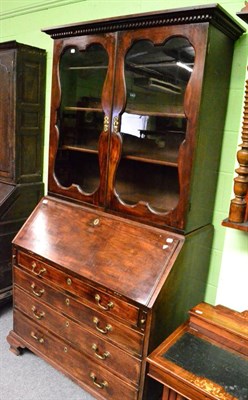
[43, 4, 245, 41]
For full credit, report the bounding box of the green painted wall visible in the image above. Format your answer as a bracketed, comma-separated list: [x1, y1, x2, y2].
[1, 0, 247, 310]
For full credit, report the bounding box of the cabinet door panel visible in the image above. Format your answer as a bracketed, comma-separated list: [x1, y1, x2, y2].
[16, 49, 46, 183]
[108, 25, 208, 230]
[49, 34, 117, 206]
[0, 50, 14, 181]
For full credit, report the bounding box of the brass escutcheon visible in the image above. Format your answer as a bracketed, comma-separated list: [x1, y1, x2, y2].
[103, 116, 109, 132]
[113, 116, 119, 133]
[65, 298, 70, 306]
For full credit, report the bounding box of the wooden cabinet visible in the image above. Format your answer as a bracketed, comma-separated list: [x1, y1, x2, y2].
[0, 41, 46, 304]
[7, 5, 244, 400]
[43, 5, 244, 233]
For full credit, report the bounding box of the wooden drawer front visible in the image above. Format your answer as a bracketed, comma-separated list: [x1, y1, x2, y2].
[14, 267, 144, 356]
[14, 286, 141, 384]
[13, 310, 138, 400]
[17, 250, 141, 328]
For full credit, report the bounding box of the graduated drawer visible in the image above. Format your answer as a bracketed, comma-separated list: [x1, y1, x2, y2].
[17, 250, 143, 329]
[14, 266, 144, 356]
[13, 309, 138, 400]
[14, 285, 141, 384]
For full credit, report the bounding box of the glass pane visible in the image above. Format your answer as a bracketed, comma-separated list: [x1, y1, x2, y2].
[115, 37, 195, 212]
[54, 44, 108, 193]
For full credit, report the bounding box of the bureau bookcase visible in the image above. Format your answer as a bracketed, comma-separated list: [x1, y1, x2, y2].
[0, 42, 46, 304]
[7, 5, 244, 400]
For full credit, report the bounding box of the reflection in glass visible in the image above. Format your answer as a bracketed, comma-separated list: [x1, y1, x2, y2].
[115, 37, 195, 212]
[54, 44, 108, 194]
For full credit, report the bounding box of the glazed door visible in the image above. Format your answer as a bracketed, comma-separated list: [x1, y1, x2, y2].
[107, 25, 208, 230]
[48, 33, 117, 206]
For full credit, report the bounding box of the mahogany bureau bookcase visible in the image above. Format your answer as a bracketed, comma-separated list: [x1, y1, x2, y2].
[0, 41, 46, 304]
[7, 5, 244, 400]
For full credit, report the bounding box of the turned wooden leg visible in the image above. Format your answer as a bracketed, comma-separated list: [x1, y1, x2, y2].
[228, 73, 248, 223]
[7, 330, 26, 356]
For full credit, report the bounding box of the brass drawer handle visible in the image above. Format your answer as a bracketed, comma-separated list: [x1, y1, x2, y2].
[31, 331, 44, 344]
[92, 343, 110, 360]
[95, 294, 114, 311]
[32, 306, 45, 320]
[90, 372, 108, 389]
[31, 282, 45, 297]
[93, 317, 112, 334]
[31, 261, 46, 277]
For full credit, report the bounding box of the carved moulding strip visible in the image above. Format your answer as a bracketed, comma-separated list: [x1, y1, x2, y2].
[42, 4, 244, 41]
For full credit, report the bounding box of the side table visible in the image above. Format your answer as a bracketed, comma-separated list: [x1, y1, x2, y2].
[146, 302, 248, 400]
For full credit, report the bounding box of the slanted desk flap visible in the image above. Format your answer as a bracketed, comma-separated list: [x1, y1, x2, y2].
[13, 196, 184, 306]
[0, 182, 16, 212]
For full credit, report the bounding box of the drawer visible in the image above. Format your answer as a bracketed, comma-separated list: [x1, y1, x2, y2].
[14, 266, 144, 356]
[16, 250, 143, 329]
[13, 309, 139, 400]
[14, 285, 142, 384]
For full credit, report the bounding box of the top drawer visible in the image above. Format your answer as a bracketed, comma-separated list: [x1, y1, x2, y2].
[16, 250, 145, 329]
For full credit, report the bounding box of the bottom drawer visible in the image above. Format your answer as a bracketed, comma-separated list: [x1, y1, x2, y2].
[13, 309, 138, 400]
